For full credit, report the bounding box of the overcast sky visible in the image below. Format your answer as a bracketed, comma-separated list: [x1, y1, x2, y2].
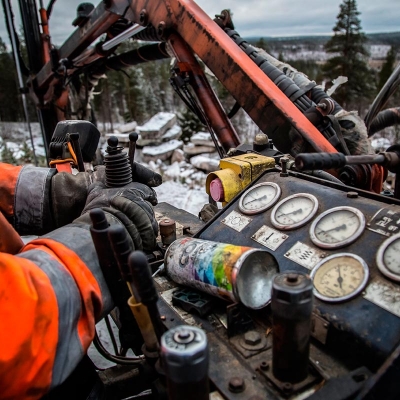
[1, 0, 399, 48]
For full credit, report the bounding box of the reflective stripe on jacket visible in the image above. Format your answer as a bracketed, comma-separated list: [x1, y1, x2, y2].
[0, 163, 112, 399]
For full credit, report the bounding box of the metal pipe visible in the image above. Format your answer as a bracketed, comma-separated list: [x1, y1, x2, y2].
[102, 23, 146, 51]
[3, 0, 38, 166]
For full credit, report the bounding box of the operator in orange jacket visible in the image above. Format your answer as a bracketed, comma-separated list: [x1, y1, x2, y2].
[0, 162, 159, 400]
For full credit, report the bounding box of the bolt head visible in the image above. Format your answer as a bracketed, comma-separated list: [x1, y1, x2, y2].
[229, 377, 245, 393]
[244, 330, 261, 346]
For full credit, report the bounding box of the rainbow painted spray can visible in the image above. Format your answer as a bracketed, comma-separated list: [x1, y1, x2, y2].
[164, 238, 278, 309]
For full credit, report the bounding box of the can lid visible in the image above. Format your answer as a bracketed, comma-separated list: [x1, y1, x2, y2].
[234, 250, 278, 309]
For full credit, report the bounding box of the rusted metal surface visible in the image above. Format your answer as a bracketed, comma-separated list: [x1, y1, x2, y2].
[168, 33, 240, 152]
[32, 0, 337, 154]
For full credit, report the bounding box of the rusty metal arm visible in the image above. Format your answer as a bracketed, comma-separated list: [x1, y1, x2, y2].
[33, 0, 337, 154]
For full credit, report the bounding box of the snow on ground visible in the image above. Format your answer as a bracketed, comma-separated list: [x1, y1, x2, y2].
[154, 180, 209, 215]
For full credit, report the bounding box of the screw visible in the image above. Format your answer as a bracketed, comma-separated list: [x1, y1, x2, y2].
[244, 331, 261, 346]
[157, 21, 166, 37]
[139, 9, 148, 25]
[228, 377, 245, 393]
[160, 315, 166, 321]
[260, 361, 269, 371]
[282, 382, 293, 393]
[286, 274, 299, 284]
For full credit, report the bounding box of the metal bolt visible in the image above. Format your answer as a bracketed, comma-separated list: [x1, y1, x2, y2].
[139, 9, 148, 25]
[244, 331, 261, 346]
[286, 274, 299, 284]
[347, 191, 359, 198]
[282, 382, 293, 393]
[157, 21, 166, 37]
[260, 361, 269, 371]
[160, 315, 166, 321]
[228, 377, 245, 393]
[280, 157, 289, 177]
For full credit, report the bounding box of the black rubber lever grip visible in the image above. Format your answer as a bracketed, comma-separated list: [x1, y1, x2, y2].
[128, 251, 166, 340]
[295, 152, 346, 170]
[108, 225, 134, 282]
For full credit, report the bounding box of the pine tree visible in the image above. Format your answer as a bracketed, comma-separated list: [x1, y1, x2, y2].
[323, 0, 374, 109]
[378, 46, 397, 91]
[177, 108, 204, 143]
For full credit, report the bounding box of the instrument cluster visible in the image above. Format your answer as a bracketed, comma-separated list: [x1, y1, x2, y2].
[197, 169, 400, 366]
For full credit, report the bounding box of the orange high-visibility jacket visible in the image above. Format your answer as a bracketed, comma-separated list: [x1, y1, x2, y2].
[0, 163, 112, 399]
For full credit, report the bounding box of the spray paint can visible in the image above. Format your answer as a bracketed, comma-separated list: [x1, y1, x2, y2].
[161, 325, 209, 400]
[164, 238, 278, 309]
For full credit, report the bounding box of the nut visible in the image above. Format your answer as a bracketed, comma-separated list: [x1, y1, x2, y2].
[244, 330, 261, 346]
[228, 377, 245, 393]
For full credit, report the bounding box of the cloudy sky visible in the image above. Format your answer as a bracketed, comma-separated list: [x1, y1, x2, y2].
[1, 0, 398, 48]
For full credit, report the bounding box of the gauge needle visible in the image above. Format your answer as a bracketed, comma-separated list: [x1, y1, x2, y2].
[244, 194, 267, 206]
[336, 266, 343, 290]
[277, 208, 303, 217]
[317, 223, 347, 235]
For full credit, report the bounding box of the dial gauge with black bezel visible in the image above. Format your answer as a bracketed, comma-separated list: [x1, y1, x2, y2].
[309, 206, 365, 249]
[311, 253, 369, 302]
[238, 182, 281, 215]
[376, 233, 400, 282]
[271, 193, 318, 230]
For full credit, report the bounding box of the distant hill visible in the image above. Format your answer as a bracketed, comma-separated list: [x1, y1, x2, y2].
[246, 32, 400, 48]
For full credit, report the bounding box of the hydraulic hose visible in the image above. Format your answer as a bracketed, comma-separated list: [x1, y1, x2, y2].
[224, 28, 350, 153]
[369, 107, 400, 136]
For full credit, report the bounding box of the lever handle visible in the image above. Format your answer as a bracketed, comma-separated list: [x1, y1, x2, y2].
[295, 152, 346, 170]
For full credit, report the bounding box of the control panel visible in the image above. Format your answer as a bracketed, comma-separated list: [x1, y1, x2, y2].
[196, 168, 400, 371]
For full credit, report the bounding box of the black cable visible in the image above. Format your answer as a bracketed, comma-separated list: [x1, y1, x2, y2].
[93, 330, 144, 365]
[46, 0, 56, 18]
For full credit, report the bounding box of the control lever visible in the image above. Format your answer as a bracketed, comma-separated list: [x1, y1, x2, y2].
[295, 146, 400, 198]
[128, 251, 166, 342]
[295, 147, 400, 172]
[89, 209, 145, 355]
[129, 132, 163, 187]
[108, 226, 159, 353]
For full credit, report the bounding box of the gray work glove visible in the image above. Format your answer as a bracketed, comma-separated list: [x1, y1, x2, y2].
[76, 182, 158, 252]
[51, 166, 106, 228]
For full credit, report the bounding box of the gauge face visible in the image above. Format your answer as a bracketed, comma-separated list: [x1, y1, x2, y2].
[238, 182, 281, 215]
[376, 233, 400, 282]
[271, 193, 318, 230]
[309, 206, 365, 249]
[311, 253, 369, 302]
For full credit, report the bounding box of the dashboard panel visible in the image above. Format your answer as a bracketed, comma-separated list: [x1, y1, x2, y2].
[196, 168, 400, 370]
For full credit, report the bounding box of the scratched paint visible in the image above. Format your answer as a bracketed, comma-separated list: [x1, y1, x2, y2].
[165, 237, 276, 308]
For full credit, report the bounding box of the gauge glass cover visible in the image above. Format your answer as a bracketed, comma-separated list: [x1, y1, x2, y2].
[271, 193, 318, 230]
[311, 253, 369, 302]
[376, 233, 400, 282]
[309, 206, 365, 249]
[238, 182, 281, 215]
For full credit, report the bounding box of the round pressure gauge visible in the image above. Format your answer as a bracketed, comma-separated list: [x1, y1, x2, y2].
[271, 193, 319, 230]
[376, 233, 400, 282]
[309, 206, 365, 249]
[311, 253, 369, 302]
[238, 182, 281, 215]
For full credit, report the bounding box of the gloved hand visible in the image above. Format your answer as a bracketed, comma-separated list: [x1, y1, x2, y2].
[51, 166, 106, 228]
[75, 182, 158, 252]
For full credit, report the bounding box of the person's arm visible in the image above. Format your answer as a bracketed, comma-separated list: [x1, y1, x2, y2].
[0, 226, 110, 399]
[0, 163, 158, 399]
